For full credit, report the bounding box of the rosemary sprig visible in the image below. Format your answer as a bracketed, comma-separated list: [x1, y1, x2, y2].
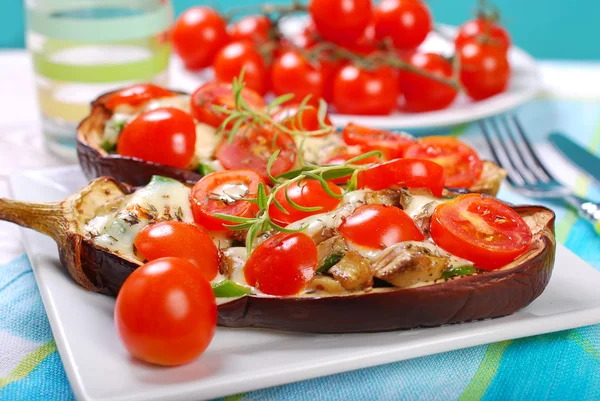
[213, 149, 382, 256]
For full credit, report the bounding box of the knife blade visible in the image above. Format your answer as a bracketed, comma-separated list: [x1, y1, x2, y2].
[549, 132, 600, 187]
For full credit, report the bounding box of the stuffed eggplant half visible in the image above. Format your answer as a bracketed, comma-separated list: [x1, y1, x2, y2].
[0, 165, 555, 333]
[77, 82, 506, 195]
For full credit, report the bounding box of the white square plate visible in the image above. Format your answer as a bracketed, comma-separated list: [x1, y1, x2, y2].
[12, 166, 600, 401]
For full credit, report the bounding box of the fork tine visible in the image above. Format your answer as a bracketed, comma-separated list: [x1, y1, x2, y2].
[510, 115, 557, 183]
[479, 119, 527, 187]
[498, 115, 539, 184]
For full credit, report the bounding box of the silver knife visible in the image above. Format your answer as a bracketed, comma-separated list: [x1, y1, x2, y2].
[549, 132, 600, 187]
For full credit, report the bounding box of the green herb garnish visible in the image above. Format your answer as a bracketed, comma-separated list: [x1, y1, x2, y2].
[316, 254, 344, 274]
[212, 280, 253, 297]
[197, 163, 215, 176]
[441, 265, 477, 279]
[100, 140, 116, 153]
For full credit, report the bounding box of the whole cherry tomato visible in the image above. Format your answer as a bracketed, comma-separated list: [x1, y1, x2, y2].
[455, 18, 511, 53]
[172, 7, 229, 70]
[459, 39, 510, 100]
[190, 82, 265, 128]
[115, 257, 217, 366]
[431, 194, 532, 269]
[342, 123, 415, 159]
[398, 52, 458, 112]
[213, 41, 269, 95]
[244, 232, 318, 296]
[374, 0, 432, 51]
[134, 221, 219, 281]
[333, 65, 399, 115]
[308, 0, 372, 45]
[229, 15, 272, 44]
[343, 24, 378, 56]
[105, 84, 175, 111]
[117, 107, 196, 168]
[271, 50, 323, 102]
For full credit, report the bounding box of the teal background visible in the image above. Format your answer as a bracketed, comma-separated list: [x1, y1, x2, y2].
[2, 0, 598, 59]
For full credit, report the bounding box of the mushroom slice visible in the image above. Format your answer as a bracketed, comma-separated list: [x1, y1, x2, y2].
[306, 275, 346, 294]
[364, 188, 406, 207]
[329, 251, 373, 291]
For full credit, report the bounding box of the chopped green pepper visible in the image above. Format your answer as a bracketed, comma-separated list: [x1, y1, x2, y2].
[197, 163, 215, 176]
[212, 280, 253, 298]
[316, 254, 344, 274]
[441, 265, 477, 279]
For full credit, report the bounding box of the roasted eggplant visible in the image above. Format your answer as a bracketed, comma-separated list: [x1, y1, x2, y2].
[0, 176, 555, 333]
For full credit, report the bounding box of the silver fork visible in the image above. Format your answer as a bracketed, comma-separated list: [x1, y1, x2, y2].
[480, 114, 600, 235]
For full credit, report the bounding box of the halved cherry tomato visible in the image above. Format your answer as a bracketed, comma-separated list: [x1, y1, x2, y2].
[431, 194, 533, 270]
[342, 123, 415, 159]
[333, 66, 399, 115]
[213, 41, 269, 95]
[271, 104, 333, 137]
[455, 18, 511, 53]
[190, 82, 265, 128]
[229, 15, 272, 44]
[190, 169, 264, 232]
[117, 107, 196, 168]
[271, 50, 323, 102]
[115, 257, 217, 366]
[172, 7, 229, 70]
[404, 136, 483, 188]
[269, 180, 343, 226]
[308, 0, 372, 45]
[458, 39, 510, 100]
[373, 0, 432, 51]
[215, 126, 297, 181]
[357, 158, 446, 196]
[244, 232, 318, 296]
[339, 204, 424, 249]
[134, 221, 219, 281]
[105, 84, 175, 111]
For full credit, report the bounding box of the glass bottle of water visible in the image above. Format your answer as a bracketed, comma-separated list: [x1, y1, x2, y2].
[25, 0, 174, 160]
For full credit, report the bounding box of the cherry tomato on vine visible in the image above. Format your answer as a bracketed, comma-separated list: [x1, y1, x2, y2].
[343, 24, 378, 56]
[213, 41, 269, 95]
[404, 136, 483, 188]
[172, 7, 229, 70]
[319, 58, 344, 103]
[339, 204, 424, 249]
[115, 257, 217, 366]
[272, 104, 333, 137]
[308, 0, 372, 45]
[455, 18, 511, 53]
[117, 107, 196, 168]
[431, 194, 532, 269]
[190, 169, 265, 232]
[134, 221, 219, 281]
[357, 158, 446, 197]
[105, 84, 175, 111]
[244, 232, 318, 296]
[215, 125, 297, 181]
[398, 52, 458, 112]
[271, 50, 323, 102]
[229, 15, 272, 44]
[374, 0, 432, 51]
[190, 82, 265, 128]
[458, 39, 510, 100]
[333, 65, 398, 115]
[269, 180, 343, 226]
[342, 123, 415, 159]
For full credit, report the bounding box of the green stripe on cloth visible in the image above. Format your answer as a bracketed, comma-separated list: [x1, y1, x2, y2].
[0, 339, 57, 389]
[458, 341, 512, 401]
[223, 394, 245, 401]
[449, 124, 468, 137]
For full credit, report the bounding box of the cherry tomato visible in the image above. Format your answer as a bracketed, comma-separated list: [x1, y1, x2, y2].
[374, 0, 432, 51]
[269, 180, 343, 226]
[105, 84, 175, 111]
[323, 148, 383, 184]
[172, 7, 229, 70]
[319, 58, 344, 103]
[339, 204, 424, 249]
[308, 0, 372, 45]
[343, 24, 378, 56]
[459, 39, 511, 100]
[244, 232, 318, 296]
[190, 169, 264, 232]
[190, 82, 265, 128]
[117, 107, 196, 168]
[333, 65, 398, 115]
[229, 15, 272, 44]
[357, 158, 446, 197]
[271, 50, 323, 103]
[342, 123, 415, 159]
[431, 194, 533, 269]
[215, 125, 297, 181]
[271, 104, 333, 137]
[398, 53, 458, 112]
[213, 41, 269, 95]
[115, 257, 217, 366]
[455, 18, 511, 53]
[134, 221, 219, 281]
[404, 136, 483, 188]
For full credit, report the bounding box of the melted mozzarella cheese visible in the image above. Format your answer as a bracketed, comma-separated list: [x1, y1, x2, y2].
[404, 193, 444, 219]
[194, 123, 220, 163]
[299, 134, 344, 163]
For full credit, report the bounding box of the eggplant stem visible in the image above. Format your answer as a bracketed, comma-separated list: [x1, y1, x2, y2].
[0, 199, 65, 241]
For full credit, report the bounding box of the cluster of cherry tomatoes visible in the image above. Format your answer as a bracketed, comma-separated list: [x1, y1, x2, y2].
[172, 0, 512, 115]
